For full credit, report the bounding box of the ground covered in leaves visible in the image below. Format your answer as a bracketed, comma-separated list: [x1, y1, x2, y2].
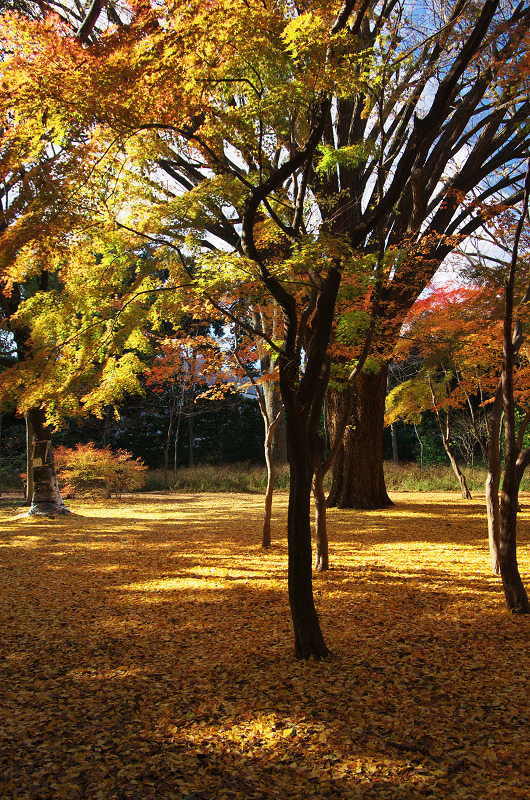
[1, 491, 530, 799]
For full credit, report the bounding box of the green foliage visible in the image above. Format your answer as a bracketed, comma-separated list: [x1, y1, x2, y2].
[315, 142, 375, 175]
[54, 442, 147, 499]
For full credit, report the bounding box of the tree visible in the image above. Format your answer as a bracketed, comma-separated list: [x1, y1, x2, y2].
[0, 0, 124, 514]
[322, 0, 530, 509]
[385, 284, 496, 498]
[6, 0, 530, 650]
[485, 162, 530, 608]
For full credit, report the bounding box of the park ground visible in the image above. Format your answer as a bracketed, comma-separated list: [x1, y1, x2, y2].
[1, 491, 530, 799]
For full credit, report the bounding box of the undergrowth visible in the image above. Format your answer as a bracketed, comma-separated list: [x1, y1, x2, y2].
[141, 461, 529, 495]
[6, 459, 530, 496]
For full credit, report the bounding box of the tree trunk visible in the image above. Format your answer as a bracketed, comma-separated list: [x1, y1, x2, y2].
[447, 451, 472, 500]
[388, 372, 399, 465]
[286, 425, 329, 659]
[312, 463, 328, 572]
[496, 158, 530, 614]
[263, 381, 287, 463]
[261, 410, 282, 549]
[499, 476, 530, 612]
[25, 413, 34, 506]
[499, 432, 530, 611]
[188, 412, 194, 468]
[429, 380, 472, 499]
[26, 407, 69, 516]
[391, 422, 399, 466]
[174, 409, 182, 477]
[327, 365, 392, 509]
[486, 384, 502, 575]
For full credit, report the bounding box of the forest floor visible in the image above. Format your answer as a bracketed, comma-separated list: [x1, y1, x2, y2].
[1, 491, 530, 800]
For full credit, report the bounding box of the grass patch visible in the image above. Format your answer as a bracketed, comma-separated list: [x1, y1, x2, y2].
[143, 461, 529, 497]
[143, 462, 291, 493]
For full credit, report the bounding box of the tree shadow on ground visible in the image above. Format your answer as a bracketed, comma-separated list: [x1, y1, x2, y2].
[1, 492, 530, 799]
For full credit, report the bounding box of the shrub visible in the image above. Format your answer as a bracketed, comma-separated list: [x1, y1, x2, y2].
[54, 443, 147, 499]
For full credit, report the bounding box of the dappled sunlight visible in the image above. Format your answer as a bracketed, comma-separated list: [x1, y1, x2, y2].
[2, 491, 530, 798]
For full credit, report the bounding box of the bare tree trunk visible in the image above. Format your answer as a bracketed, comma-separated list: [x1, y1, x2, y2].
[164, 389, 180, 489]
[388, 371, 399, 465]
[414, 423, 424, 468]
[261, 409, 282, 548]
[26, 407, 69, 516]
[486, 383, 502, 574]
[497, 159, 530, 613]
[429, 380, 472, 499]
[25, 413, 33, 506]
[263, 380, 287, 463]
[391, 422, 399, 466]
[284, 409, 329, 659]
[312, 462, 328, 571]
[327, 366, 392, 509]
[233, 326, 284, 548]
[254, 305, 288, 465]
[188, 412, 194, 468]
[174, 409, 182, 477]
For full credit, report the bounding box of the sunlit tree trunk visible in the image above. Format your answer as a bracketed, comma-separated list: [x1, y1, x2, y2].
[312, 462, 328, 572]
[261, 410, 282, 548]
[496, 160, 530, 613]
[486, 384, 502, 575]
[283, 395, 329, 659]
[26, 407, 69, 516]
[429, 380, 472, 499]
[233, 326, 284, 548]
[327, 366, 392, 510]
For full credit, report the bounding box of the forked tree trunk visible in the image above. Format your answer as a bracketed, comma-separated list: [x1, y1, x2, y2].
[429, 381, 472, 500]
[263, 381, 287, 464]
[26, 407, 69, 516]
[327, 365, 392, 509]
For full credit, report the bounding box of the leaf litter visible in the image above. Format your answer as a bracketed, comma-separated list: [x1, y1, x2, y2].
[1, 491, 530, 799]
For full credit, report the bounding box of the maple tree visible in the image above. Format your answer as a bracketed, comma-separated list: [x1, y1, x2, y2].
[484, 163, 530, 610]
[54, 441, 147, 498]
[0, 0, 124, 514]
[1, 0, 383, 657]
[385, 284, 494, 499]
[4, 0, 530, 653]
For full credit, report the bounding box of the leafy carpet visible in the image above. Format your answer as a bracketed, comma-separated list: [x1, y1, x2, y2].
[1, 492, 529, 799]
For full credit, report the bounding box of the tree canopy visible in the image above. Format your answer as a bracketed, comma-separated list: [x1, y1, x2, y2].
[3, 0, 530, 653]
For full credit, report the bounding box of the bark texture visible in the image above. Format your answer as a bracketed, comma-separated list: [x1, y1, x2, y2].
[496, 159, 530, 613]
[285, 419, 329, 658]
[312, 463, 328, 572]
[27, 407, 69, 516]
[327, 366, 392, 510]
[486, 384, 502, 575]
[262, 381, 287, 463]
